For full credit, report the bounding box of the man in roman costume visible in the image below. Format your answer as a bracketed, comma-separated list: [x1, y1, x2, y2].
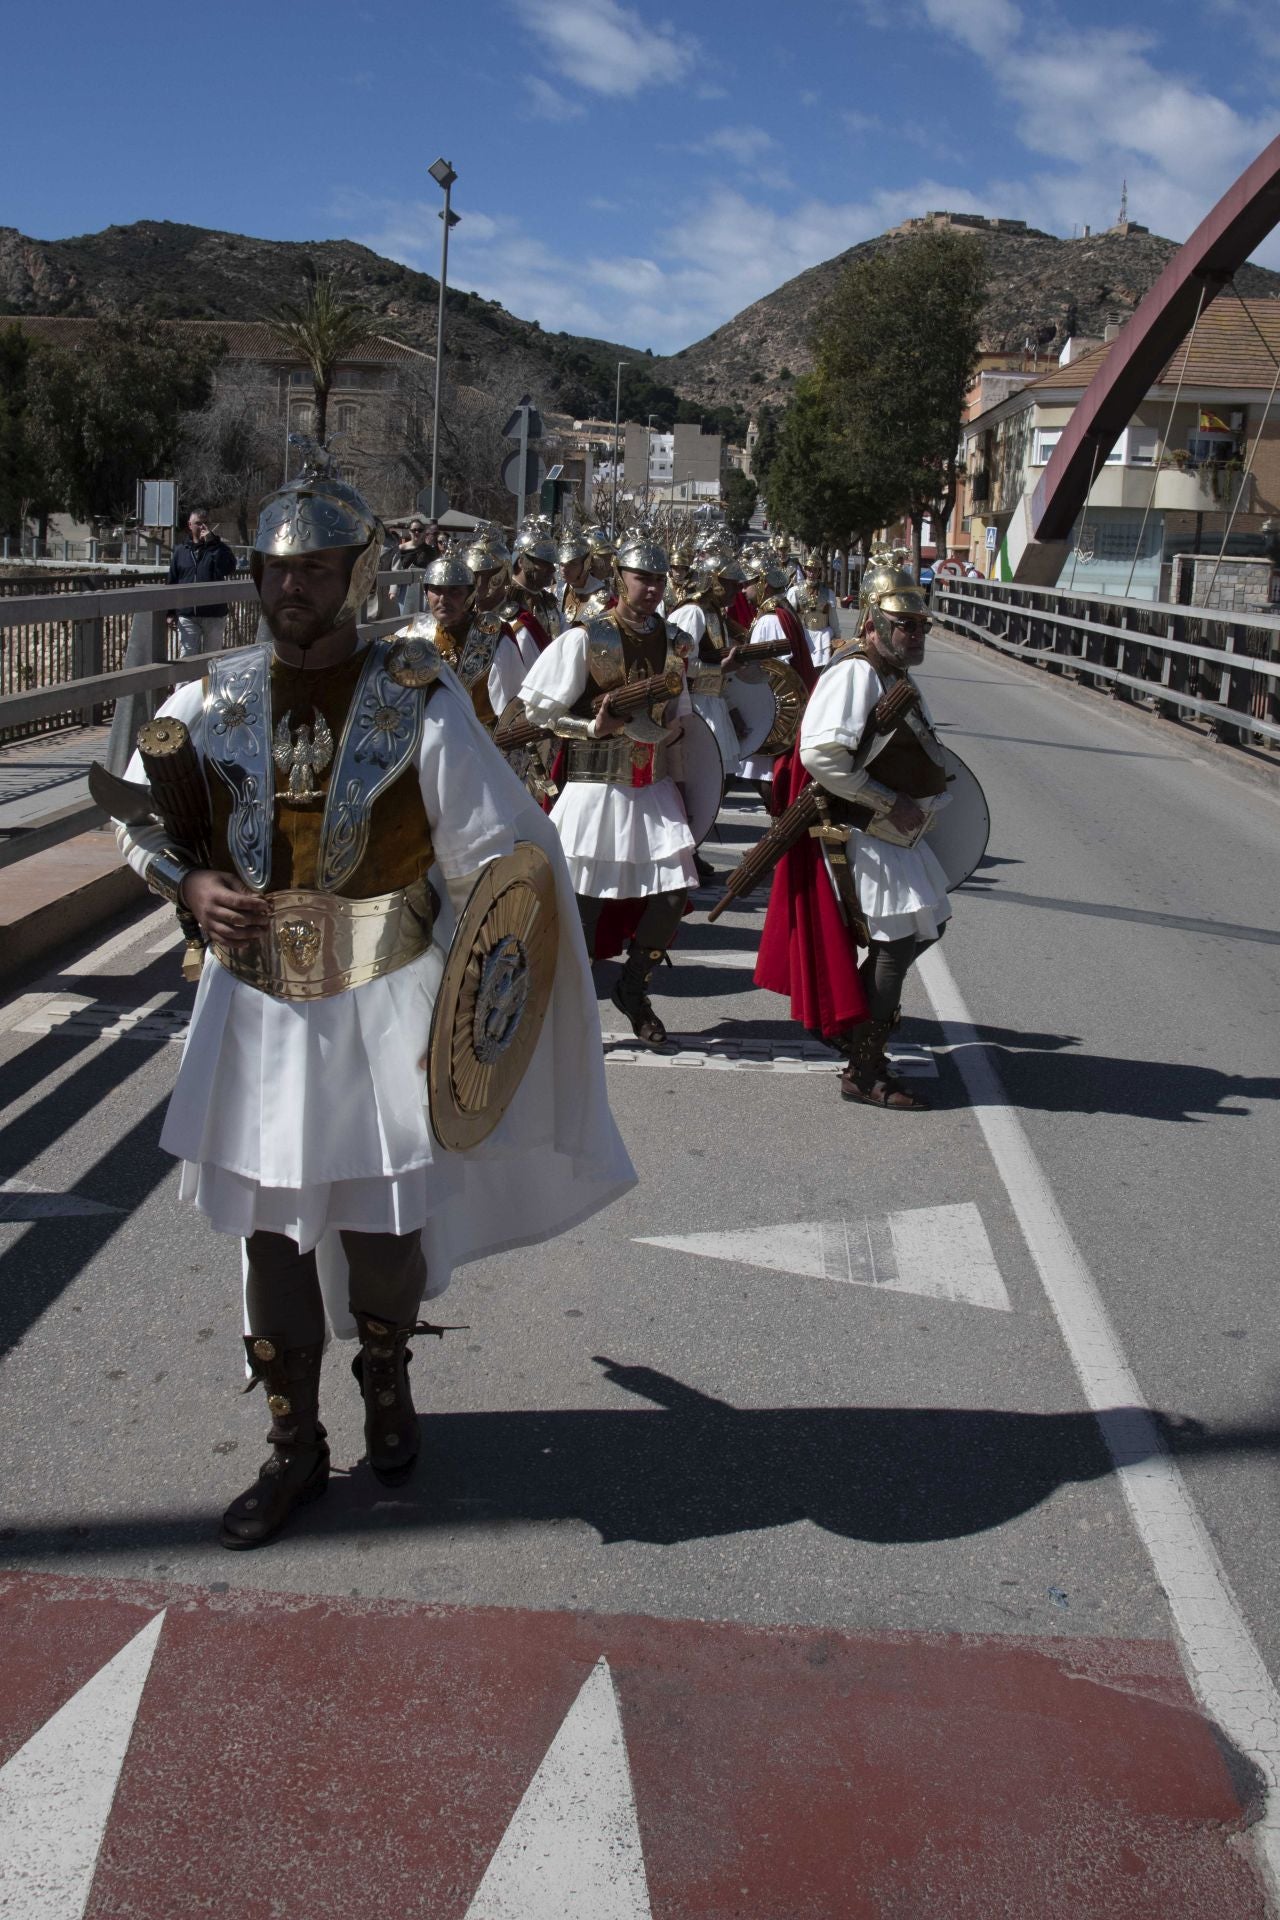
[754, 560, 950, 1109]
[789, 555, 841, 669]
[556, 529, 609, 627]
[462, 522, 513, 618]
[501, 519, 562, 670]
[519, 527, 698, 1048]
[405, 551, 526, 733]
[737, 549, 817, 796]
[110, 455, 634, 1547]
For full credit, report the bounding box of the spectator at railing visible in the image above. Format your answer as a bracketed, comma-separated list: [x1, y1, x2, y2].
[168, 509, 238, 656]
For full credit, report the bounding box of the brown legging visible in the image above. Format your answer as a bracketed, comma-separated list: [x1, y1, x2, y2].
[576, 888, 687, 956]
[244, 1229, 427, 1347]
[859, 930, 942, 1022]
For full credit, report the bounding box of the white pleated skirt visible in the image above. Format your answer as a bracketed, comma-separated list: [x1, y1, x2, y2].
[550, 777, 698, 898]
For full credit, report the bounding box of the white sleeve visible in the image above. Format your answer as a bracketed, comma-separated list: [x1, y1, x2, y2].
[418, 677, 518, 881]
[488, 634, 526, 716]
[113, 678, 208, 882]
[519, 626, 589, 722]
[799, 658, 882, 796]
[667, 603, 705, 647]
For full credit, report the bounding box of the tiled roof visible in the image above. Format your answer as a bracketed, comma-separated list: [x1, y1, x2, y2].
[1032, 298, 1280, 392]
[0, 315, 431, 365]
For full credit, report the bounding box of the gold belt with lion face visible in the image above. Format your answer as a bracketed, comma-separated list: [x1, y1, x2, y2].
[211, 879, 437, 999]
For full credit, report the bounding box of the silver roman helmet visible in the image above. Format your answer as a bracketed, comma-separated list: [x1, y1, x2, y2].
[556, 530, 593, 566]
[424, 551, 475, 590]
[251, 442, 383, 626]
[513, 517, 557, 567]
[615, 526, 668, 575]
[740, 548, 789, 596]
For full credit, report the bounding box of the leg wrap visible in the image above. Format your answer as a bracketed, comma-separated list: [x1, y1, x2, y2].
[221, 1333, 329, 1550]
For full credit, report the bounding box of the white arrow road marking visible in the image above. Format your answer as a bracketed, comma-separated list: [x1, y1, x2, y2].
[602, 1033, 937, 1077]
[464, 1655, 651, 1920]
[0, 1609, 166, 1920]
[636, 1202, 1011, 1310]
[0, 1179, 124, 1222]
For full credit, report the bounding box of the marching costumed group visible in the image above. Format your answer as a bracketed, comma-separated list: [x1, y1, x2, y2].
[103, 450, 982, 1548]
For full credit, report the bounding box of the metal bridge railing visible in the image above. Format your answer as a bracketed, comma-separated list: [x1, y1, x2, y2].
[0, 573, 417, 870]
[931, 578, 1280, 752]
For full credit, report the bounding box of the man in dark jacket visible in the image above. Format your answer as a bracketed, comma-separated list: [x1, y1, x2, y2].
[168, 510, 239, 656]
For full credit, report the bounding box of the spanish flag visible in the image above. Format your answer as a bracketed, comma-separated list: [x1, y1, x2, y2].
[1199, 410, 1230, 432]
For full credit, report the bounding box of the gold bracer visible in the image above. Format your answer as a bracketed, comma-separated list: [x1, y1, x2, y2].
[212, 879, 436, 1000]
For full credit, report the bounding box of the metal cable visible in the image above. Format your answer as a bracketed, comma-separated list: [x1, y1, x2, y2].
[1123, 281, 1209, 597]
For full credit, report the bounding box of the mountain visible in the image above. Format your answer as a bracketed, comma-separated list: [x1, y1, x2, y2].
[6, 215, 1280, 429]
[651, 215, 1280, 412]
[0, 220, 647, 422]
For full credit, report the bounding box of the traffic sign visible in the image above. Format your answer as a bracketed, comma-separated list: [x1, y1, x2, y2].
[503, 449, 546, 498]
[416, 484, 450, 519]
[501, 397, 544, 443]
[985, 524, 999, 551]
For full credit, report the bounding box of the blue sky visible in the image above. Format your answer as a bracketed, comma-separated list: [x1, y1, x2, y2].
[3, 0, 1277, 354]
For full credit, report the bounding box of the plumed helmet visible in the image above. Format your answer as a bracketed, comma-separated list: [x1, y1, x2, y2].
[738, 548, 788, 593]
[556, 530, 592, 565]
[513, 516, 557, 566]
[615, 526, 668, 574]
[251, 442, 383, 626]
[424, 551, 474, 589]
[463, 522, 511, 576]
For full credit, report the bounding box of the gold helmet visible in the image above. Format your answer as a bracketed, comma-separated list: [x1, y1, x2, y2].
[464, 521, 510, 571]
[251, 442, 382, 626]
[860, 561, 930, 650]
[615, 525, 668, 574]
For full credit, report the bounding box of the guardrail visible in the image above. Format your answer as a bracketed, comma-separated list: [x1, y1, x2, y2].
[931, 577, 1280, 751]
[0, 572, 420, 870]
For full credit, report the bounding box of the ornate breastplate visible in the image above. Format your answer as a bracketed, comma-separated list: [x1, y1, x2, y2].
[203, 637, 440, 894]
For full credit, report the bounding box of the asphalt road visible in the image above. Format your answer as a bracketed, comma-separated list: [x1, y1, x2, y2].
[2, 628, 1279, 1915]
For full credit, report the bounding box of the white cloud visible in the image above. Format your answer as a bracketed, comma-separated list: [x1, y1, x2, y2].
[693, 127, 779, 165]
[524, 74, 586, 118]
[842, 109, 880, 135]
[511, 0, 696, 96]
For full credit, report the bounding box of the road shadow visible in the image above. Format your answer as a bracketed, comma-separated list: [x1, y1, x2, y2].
[931, 1032, 1280, 1125]
[3, 1360, 1277, 1557]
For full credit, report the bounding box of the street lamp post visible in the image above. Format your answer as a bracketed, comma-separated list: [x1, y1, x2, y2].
[611, 359, 627, 536]
[428, 157, 459, 526]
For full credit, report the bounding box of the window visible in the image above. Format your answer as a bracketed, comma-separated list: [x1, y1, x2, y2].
[1128, 428, 1159, 466]
[336, 403, 359, 433]
[1032, 428, 1061, 465]
[1186, 429, 1237, 466]
[289, 369, 311, 387]
[294, 405, 315, 432]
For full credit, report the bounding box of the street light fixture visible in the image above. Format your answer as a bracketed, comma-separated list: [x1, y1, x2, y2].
[428, 158, 459, 528]
[611, 359, 627, 536]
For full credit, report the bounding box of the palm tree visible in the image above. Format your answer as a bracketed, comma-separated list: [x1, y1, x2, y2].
[270, 272, 377, 448]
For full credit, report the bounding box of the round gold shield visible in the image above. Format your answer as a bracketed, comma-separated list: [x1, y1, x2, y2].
[427, 843, 559, 1151]
[760, 660, 810, 754]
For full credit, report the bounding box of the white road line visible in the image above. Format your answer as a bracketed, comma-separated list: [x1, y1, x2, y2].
[0, 1178, 124, 1221]
[636, 1201, 1011, 1310]
[601, 1032, 937, 1076]
[0, 1610, 166, 1920]
[918, 942, 1280, 1900]
[0, 906, 174, 1038]
[463, 1655, 651, 1919]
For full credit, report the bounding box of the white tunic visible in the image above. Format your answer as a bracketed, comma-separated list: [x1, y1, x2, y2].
[799, 653, 952, 944]
[116, 657, 636, 1321]
[520, 622, 698, 900]
[788, 583, 839, 669]
[486, 630, 527, 713]
[665, 602, 740, 778]
[738, 609, 789, 785]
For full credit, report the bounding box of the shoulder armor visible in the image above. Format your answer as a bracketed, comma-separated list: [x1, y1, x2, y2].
[584, 612, 625, 689]
[386, 631, 442, 689]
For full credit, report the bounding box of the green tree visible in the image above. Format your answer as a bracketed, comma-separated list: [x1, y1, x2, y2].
[764, 376, 884, 555]
[721, 466, 758, 537]
[749, 404, 783, 494]
[815, 228, 986, 568]
[0, 324, 55, 540]
[270, 271, 378, 447]
[25, 320, 221, 525]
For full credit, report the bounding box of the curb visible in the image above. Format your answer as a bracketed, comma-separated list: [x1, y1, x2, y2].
[0, 828, 146, 986]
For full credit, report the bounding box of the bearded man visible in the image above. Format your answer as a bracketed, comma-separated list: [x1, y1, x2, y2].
[109, 454, 634, 1547]
[408, 551, 525, 732]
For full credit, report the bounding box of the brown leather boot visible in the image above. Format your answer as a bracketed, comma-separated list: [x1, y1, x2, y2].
[221, 1335, 329, 1550]
[351, 1313, 432, 1485]
[839, 1017, 929, 1111]
[612, 942, 669, 1047]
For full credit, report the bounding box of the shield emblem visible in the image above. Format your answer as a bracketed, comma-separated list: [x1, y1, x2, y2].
[759, 660, 810, 754]
[427, 843, 559, 1151]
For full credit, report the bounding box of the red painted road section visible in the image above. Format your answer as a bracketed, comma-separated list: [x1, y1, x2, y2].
[0, 1571, 1266, 1918]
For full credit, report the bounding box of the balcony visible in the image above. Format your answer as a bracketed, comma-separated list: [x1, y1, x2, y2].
[1057, 464, 1257, 514]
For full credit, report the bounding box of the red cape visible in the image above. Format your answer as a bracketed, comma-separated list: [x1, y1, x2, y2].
[768, 599, 817, 693]
[514, 606, 554, 654]
[752, 745, 868, 1040]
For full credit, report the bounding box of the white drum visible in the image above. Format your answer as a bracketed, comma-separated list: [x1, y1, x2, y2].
[671, 710, 726, 848]
[926, 747, 991, 890]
